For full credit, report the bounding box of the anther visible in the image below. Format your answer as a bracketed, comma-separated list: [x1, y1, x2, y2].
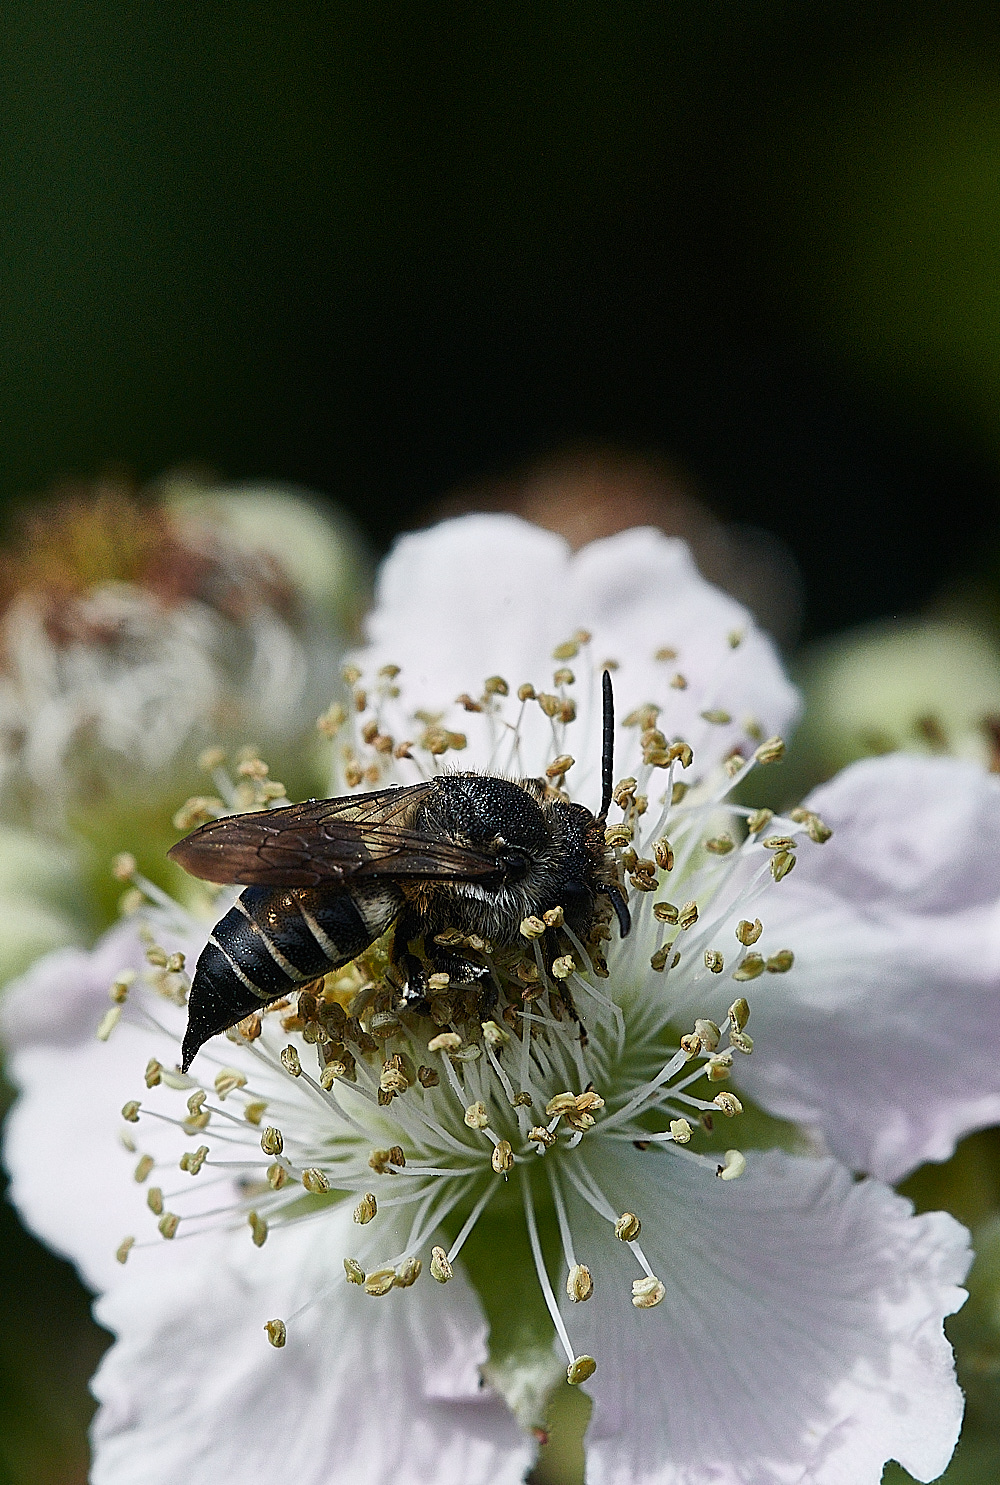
[354, 1193, 378, 1225]
[417, 1065, 440, 1088]
[746, 808, 773, 835]
[428, 1031, 462, 1053]
[754, 736, 786, 764]
[706, 1052, 733, 1081]
[704, 950, 724, 974]
[718, 1150, 747, 1180]
[214, 1068, 247, 1099]
[265, 1319, 287, 1347]
[179, 1145, 209, 1174]
[261, 1127, 284, 1155]
[517, 682, 536, 701]
[678, 901, 699, 929]
[529, 1126, 557, 1149]
[109, 971, 135, 1004]
[654, 838, 674, 870]
[158, 1212, 180, 1239]
[134, 1154, 154, 1183]
[121, 1100, 141, 1122]
[653, 902, 678, 924]
[248, 1211, 268, 1247]
[267, 1163, 288, 1189]
[551, 955, 575, 979]
[280, 1045, 302, 1077]
[112, 852, 137, 881]
[680, 1033, 701, 1056]
[705, 835, 735, 854]
[394, 1257, 422, 1288]
[713, 1092, 743, 1117]
[302, 1168, 330, 1194]
[736, 918, 763, 946]
[771, 850, 796, 882]
[96, 1007, 121, 1041]
[733, 953, 765, 981]
[553, 668, 575, 687]
[464, 1101, 489, 1129]
[492, 1140, 514, 1174]
[116, 1237, 134, 1264]
[566, 1264, 593, 1302]
[728, 996, 750, 1030]
[147, 1187, 164, 1214]
[430, 1246, 454, 1283]
[567, 1356, 597, 1385]
[615, 1212, 641, 1241]
[244, 1099, 267, 1124]
[650, 946, 671, 972]
[519, 915, 546, 940]
[766, 950, 794, 973]
[380, 1063, 409, 1097]
[694, 1018, 721, 1050]
[632, 1276, 666, 1309]
[669, 1118, 693, 1143]
[484, 675, 509, 696]
[789, 807, 832, 843]
[344, 1258, 365, 1285]
[364, 1268, 397, 1297]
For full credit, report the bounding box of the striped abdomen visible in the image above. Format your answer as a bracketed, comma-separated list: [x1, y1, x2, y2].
[180, 881, 403, 1070]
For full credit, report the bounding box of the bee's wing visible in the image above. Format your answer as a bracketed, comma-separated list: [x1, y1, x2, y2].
[167, 782, 499, 889]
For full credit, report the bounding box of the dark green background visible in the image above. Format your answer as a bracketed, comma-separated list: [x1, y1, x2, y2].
[5, 4, 1000, 1482]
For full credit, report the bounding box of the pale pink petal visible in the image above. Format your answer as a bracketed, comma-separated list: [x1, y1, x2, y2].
[363, 517, 799, 801]
[560, 1144, 969, 1485]
[731, 755, 1000, 1181]
[91, 1206, 533, 1485]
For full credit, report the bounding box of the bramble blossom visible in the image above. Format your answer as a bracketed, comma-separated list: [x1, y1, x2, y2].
[3, 516, 987, 1485]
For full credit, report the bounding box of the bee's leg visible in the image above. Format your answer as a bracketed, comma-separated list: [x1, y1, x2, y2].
[399, 952, 431, 1013]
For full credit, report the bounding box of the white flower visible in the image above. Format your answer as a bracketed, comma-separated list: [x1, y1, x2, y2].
[0, 479, 367, 828]
[2, 517, 980, 1485]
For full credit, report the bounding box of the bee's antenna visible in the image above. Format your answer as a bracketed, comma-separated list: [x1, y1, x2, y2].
[599, 668, 615, 823]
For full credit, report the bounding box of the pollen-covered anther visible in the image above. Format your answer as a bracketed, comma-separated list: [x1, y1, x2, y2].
[519, 915, 546, 940]
[364, 1268, 397, 1298]
[754, 735, 786, 764]
[484, 675, 509, 696]
[344, 1258, 366, 1286]
[492, 1140, 514, 1174]
[730, 1030, 754, 1054]
[766, 950, 795, 973]
[517, 682, 536, 702]
[379, 1063, 409, 1097]
[369, 1145, 406, 1173]
[567, 1355, 597, 1386]
[354, 1192, 378, 1225]
[265, 1319, 287, 1347]
[482, 1020, 510, 1050]
[179, 1145, 209, 1174]
[277, 1044, 302, 1078]
[464, 1100, 489, 1130]
[529, 1126, 557, 1149]
[116, 1237, 134, 1264]
[693, 1018, 721, 1051]
[771, 849, 796, 882]
[121, 1100, 141, 1122]
[134, 1154, 154, 1183]
[302, 1167, 330, 1194]
[747, 808, 774, 835]
[547, 752, 575, 779]
[789, 806, 833, 843]
[718, 1150, 747, 1181]
[267, 1163, 288, 1190]
[158, 1212, 180, 1239]
[428, 1031, 462, 1053]
[704, 950, 724, 974]
[678, 901, 699, 930]
[248, 1211, 268, 1247]
[714, 1091, 743, 1117]
[213, 1068, 247, 1099]
[669, 1118, 693, 1143]
[394, 1257, 422, 1288]
[261, 1126, 284, 1156]
[244, 1099, 267, 1124]
[736, 918, 763, 946]
[732, 952, 766, 982]
[653, 901, 678, 924]
[551, 954, 576, 980]
[430, 1246, 454, 1283]
[427, 971, 450, 991]
[615, 1212, 641, 1241]
[728, 996, 751, 1031]
[632, 1276, 666, 1309]
[707, 1052, 734, 1082]
[147, 1186, 164, 1215]
[605, 824, 632, 848]
[705, 835, 735, 855]
[567, 1264, 594, 1302]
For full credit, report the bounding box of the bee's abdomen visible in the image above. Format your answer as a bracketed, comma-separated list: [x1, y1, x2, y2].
[181, 882, 402, 1071]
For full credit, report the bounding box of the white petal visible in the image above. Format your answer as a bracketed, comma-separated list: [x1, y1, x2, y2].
[732, 754, 1000, 1180]
[91, 1207, 533, 1485]
[362, 516, 799, 792]
[559, 1144, 968, 1485]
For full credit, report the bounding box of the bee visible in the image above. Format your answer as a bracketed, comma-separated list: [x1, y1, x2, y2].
[169, 670, 631, 1072]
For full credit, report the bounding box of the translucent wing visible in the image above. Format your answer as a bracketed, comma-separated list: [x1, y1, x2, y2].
[167, 782, 499, 889]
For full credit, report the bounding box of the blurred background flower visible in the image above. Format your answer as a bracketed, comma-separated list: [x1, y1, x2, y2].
[3, 3, 1000, 1483]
